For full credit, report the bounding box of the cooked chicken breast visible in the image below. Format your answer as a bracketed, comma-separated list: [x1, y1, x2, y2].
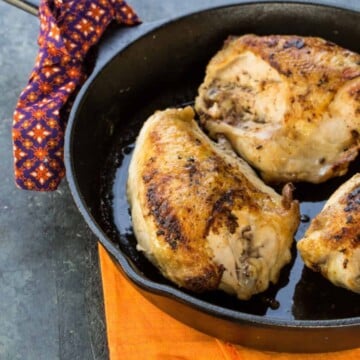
[297, 173, 360, 294]
[127, 107, 300, 300]
[195, 34, 360, 183]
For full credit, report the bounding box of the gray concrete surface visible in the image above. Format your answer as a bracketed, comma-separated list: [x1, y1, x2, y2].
[0, 0, 359, 359]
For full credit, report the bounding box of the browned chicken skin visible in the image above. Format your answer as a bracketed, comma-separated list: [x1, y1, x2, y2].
[297, 173, 360, 293]
[128, 107, 300, 299]
[195, 34, 360, 184]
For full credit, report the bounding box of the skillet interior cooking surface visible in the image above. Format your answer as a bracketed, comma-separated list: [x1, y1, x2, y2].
[99, 102, 360, 322]
[65, 1, 360, 351]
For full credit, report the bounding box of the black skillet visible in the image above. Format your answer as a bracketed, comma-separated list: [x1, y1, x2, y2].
[8, 0, 360, 352]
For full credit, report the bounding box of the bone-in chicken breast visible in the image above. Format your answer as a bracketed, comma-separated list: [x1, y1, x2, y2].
[195, 35, 360, 183]
[297, 173, 360, 294]
[127, 107, 300, 300]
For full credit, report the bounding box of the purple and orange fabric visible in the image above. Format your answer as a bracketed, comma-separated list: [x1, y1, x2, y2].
[12, 0, 139, 191]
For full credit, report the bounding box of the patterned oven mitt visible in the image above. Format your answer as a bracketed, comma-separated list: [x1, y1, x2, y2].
[13, 0, 140, 191]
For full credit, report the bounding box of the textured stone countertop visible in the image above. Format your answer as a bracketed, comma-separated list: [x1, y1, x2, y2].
[0, 1, 358, 359]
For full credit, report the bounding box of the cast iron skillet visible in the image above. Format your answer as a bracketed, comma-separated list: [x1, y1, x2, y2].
[9, 0, 360, 352]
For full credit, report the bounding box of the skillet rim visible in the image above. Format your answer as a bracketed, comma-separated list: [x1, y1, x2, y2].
[64, 0, 360, 330]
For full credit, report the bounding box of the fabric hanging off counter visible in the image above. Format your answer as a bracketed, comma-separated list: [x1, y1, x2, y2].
[98, 244, 360, 360]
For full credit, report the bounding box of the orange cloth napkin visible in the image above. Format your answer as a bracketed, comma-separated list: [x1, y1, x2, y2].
[98, 244, 360, 359]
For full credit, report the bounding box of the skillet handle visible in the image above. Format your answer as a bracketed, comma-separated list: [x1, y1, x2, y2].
[2, 0, 39, 16]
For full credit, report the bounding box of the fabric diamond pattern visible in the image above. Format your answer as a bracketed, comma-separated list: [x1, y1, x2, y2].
[13, 0, 140, 191]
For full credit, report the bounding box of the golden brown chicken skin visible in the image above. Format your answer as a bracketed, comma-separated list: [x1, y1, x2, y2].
[297, 173, 360, 294]
[195, 34, 360, 184]
[127, 107, 300, 300]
